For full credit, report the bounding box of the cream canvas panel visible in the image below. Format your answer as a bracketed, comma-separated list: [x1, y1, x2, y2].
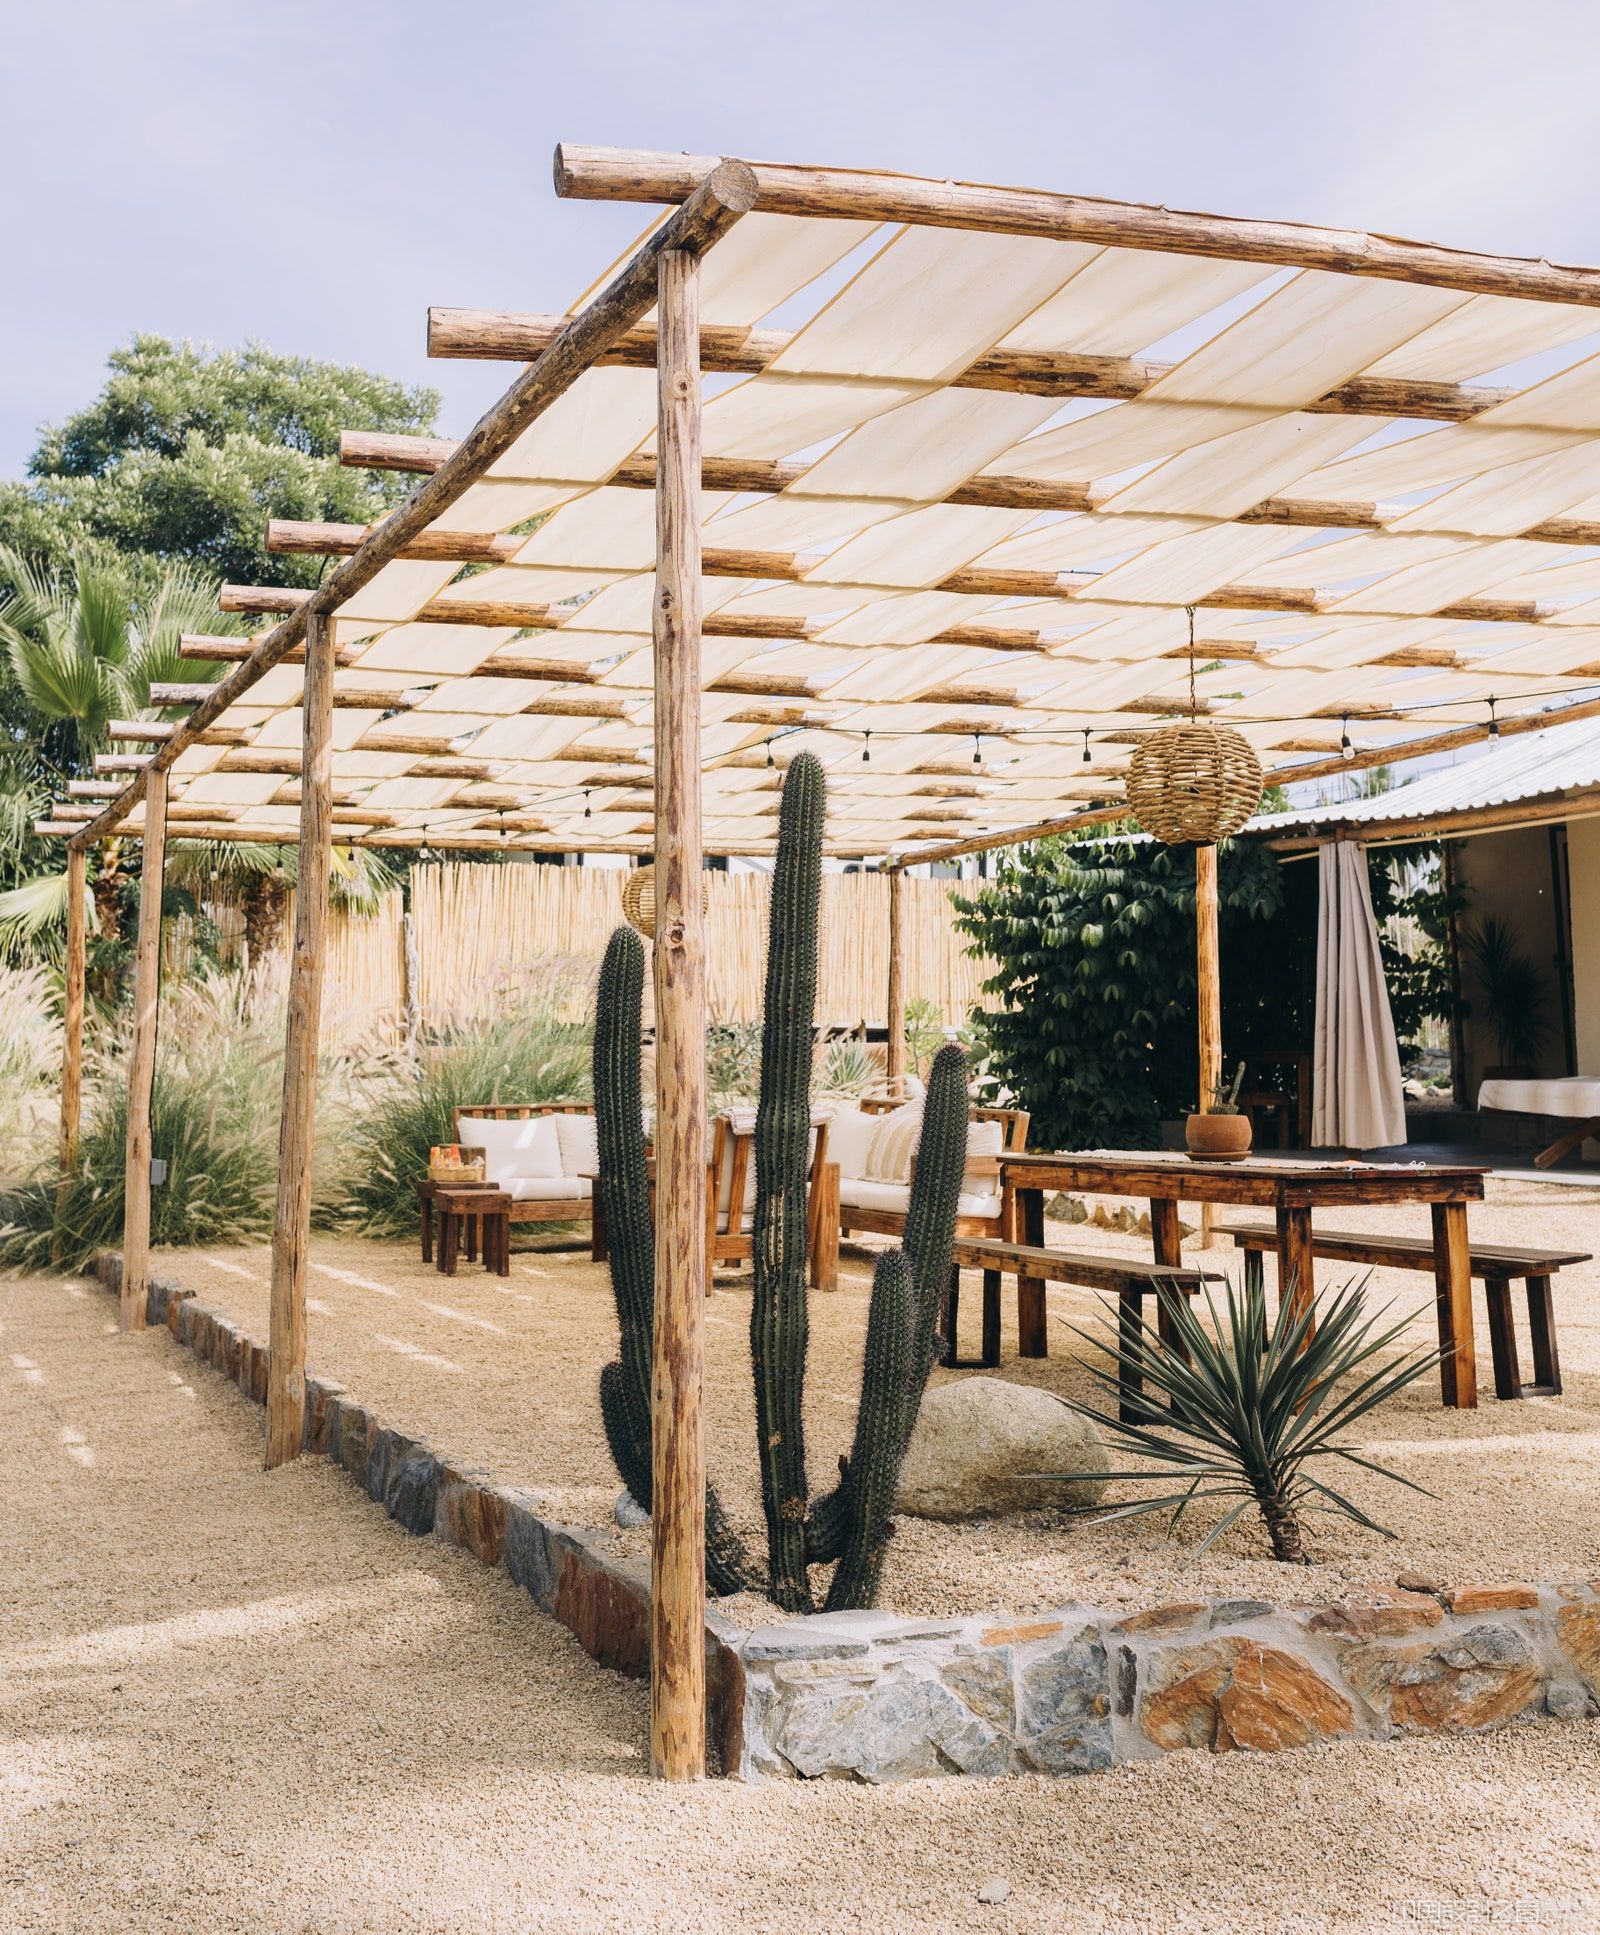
[513, 487, 661, 570]
[1301, 423, 1592, 504]
[1098, 413, 1379, 518]
[693, 212, 883, 326]
[811, 592, 1004, 645]
[429, 565, 632, 609]
[488, 368, 657, 483]
[991, 399, 1277, 483]
[703, 374, 929, 460]
[1388, 444, 1600, 537]
[822, 647, 1003, 702]
[815, 505, 1038, 588]
[1485, 551, 1600, 602]
[996, 250, 1272, 355]
[973, 512, 1214, 574]
[349, 624, 520, 676]
[445, 481, 587, 535]
[1473, 347, 1600, 434]
[1085, 523, 1310, 603]
[1363, 296, 1600, 382]
[797, 389, 1063, 499]
[465, 714, 614, 761]
[360, 778, 475, 811]
[701, 492, 913, 552]
[767, 228, 1094, 382]
[1329, 537, 1572, 613]
[1259, 531, 1472, 591]
[338, 559, 464, 627]
[1142, 274, 1469, 408]
[412, 678, 584, 718]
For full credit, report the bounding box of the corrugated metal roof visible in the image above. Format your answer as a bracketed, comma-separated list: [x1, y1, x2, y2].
[1251, 716, 1600, 834]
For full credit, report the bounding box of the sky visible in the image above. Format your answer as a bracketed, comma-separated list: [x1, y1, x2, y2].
[6, 0, 1600, 478]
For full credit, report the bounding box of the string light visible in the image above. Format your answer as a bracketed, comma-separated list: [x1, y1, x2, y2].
[1081, 730, 1091, 765]
[972, 732, 982, 767]
[1340, 716, 1354, 761]
[583, 790, 592, 819]
[420, 824, 430, 857]
[1488, 696, 1500, 737]
[862, 730, 871, 764]
[766, 738, 774, 768]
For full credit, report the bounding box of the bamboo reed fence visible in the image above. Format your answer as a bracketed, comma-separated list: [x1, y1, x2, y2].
[162, 863, 988, 1036]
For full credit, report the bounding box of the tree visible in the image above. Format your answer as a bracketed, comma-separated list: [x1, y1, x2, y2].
[3, 335, 439, 590]
[953, 836, 1287, 1150]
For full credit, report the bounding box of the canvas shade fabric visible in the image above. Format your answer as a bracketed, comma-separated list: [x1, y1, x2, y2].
[88, 168, 1600, 861]
[1311, 843, 1407, 1150]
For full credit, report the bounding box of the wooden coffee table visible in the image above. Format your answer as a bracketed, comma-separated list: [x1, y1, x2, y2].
[432, 1184, 511, 1278]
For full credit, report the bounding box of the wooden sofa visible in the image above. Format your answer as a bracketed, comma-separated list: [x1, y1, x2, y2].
[418, 1102, 601, 1263]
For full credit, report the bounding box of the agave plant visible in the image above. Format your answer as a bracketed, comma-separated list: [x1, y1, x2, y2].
[1060, 1272, 1441, 1563]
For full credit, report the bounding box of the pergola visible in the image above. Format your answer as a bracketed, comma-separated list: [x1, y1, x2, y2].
[41, 146, 1600, 1779]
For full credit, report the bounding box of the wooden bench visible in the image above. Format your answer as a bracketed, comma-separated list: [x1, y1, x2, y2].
[1219, 1222, 1589, 1399]
[947, 1237, 1224, 1421]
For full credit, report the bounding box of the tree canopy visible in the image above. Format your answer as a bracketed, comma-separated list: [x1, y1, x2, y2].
[1, 335, 440, 588]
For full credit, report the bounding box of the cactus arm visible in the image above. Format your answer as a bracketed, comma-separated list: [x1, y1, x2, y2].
[823, 1249, 914, 1612]
[594, 924, 752, 1596]
[899, 1042, 970, 1444]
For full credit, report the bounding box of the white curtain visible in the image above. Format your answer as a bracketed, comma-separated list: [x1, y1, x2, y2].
[1312, 843, 1407, 1149]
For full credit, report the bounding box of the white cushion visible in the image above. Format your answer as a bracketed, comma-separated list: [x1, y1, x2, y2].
[865, 1103, 924, 1184]
[964, 1117, 1005, 1193]
[457, 1114, 561, 1185]
[824, 1107, 881, 1183]
[957, 1187, 1002, 1219]
[504, 1175, 592, 1202]
[1480, 1076, 1600, 1118]
[554, 1111, 599, 1179]
[840, 1176, 911, 1214]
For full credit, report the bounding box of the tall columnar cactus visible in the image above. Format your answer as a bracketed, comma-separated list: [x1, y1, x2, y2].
[804, 1041, 970, 1580]
[592, 923, 751, 1596]
[749, 751, 827, 1611]
[593, 754, 972, 1616]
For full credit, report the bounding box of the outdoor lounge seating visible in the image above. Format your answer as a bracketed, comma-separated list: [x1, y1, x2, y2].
[418, 1103, 601, 1264]
[1478, 1075, 1600, 1169]
[1219, 1221, 1591, 1398]
[829, 1097, 1029, 1247]
[707, 1111, 840, 1290]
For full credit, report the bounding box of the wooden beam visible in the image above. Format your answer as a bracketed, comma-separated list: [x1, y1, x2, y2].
[70, 158, 756, 853]
[180, 632, 360, 668]
[425, 305, 1536, 423]
[121, 769, 166, 1331]
[885, 868, 906, 1098]
[554, 145, 1600, 308]
[338, 432, 1600, 552]
[266, 517, 520, 564]
[650, 244, 707, 1784]
[267, 613, 335, 1469]
[106, 719, 174, 743]
[66, 780, 122, 798]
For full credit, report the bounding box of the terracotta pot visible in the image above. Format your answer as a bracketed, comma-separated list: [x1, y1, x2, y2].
[1185, 1112, 1253, 1162]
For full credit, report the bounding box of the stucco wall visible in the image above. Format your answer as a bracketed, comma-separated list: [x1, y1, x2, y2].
[1567, 818, 1600, 1087]
[1451, 826, 1570, 1092]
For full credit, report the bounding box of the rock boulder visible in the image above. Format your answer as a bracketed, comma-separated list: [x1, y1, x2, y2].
[896, 1376, 1107, 1521]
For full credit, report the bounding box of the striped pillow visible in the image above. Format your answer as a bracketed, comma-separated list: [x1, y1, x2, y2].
[864, 1103, 923, 1184]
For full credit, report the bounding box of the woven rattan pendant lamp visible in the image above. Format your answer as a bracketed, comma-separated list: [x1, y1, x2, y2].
[1125, 607, 1263, 846]
[621, 864, 709, 939]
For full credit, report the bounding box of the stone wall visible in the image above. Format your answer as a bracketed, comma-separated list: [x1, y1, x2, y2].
[97, 1255, 1600, 1785]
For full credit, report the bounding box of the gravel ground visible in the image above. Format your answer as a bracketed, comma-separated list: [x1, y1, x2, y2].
[6, 1270, 1600, 1935]
[161, 1174, 1600, 1621]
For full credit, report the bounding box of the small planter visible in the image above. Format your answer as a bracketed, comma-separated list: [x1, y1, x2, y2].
[1185, 1112, 1252, 1162]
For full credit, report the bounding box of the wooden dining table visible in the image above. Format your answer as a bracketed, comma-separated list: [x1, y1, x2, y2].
[999, 1150, 1488, 1408]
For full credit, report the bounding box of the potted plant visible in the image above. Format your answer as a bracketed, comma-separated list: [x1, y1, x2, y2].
[1186, 1061, 1252, 1161]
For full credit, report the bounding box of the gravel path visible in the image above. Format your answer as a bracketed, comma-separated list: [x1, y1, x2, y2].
[5, 1270, 1600, 1934]
[163, 1173, 1600, 1620]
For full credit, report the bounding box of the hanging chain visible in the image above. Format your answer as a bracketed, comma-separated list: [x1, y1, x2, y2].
[1186, 604, 1197, 718]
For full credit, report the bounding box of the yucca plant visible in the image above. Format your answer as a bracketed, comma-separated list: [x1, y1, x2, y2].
[1060, 1273, 1441, 1563]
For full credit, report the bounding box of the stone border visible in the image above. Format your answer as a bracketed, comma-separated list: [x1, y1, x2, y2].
[95, 1254, 1600, 1783]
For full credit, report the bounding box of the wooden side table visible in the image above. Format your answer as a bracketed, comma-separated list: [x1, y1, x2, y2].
[433, 1185, 511, 1278]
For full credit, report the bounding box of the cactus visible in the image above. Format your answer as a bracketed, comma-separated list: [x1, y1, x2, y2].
[822, 1249, 914, 1610]
[749, 750, 826, 1611]
[592, 755, 972, 1615]
[804, 1041, 970, 1577]
[592, 923, 751, 1596]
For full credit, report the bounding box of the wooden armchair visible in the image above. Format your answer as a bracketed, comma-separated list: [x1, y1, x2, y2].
[706, 1113, 840, 1291]
[840, 1100, 1030, 1243]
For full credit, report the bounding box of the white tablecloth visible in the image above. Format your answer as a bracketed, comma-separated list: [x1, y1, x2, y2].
[1479, 1076, 1600, 1119]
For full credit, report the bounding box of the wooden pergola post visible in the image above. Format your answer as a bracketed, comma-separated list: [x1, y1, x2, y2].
[59, 844, 88, 1172]
[650, 244, 707, 1781]
[885, 868, 906, 1097]
[53, 845, 88, 1265]
[121, 771, 167, 1330]
[1195, 842, 1222, 1248]
[266, 609, 335, 1469]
